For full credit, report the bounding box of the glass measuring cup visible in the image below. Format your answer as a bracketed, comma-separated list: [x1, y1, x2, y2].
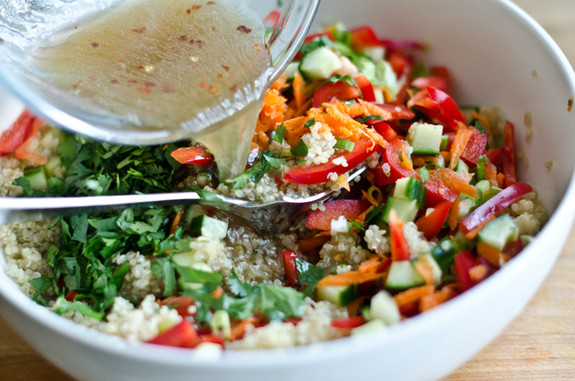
[0, 0, 320, 146]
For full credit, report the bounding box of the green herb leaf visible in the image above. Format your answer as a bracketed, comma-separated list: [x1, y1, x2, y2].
[356, 115, 383, 124]
[334, 138, 355, 152]
[304, 118, 316, 129]
[271, 123, 286, 144]
[290, 140, 309, 157]
[295, 259, 325, 297]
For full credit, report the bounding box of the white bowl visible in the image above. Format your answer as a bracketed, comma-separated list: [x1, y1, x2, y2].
[1, 0, 575, 380]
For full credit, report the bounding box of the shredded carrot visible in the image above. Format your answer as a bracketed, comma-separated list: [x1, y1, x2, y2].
[400, 144, 414, 171]
[419, 284, 458, 312]
[414, 256, 435, 285]
[435, 167, 477, 198]
[292, 72, 306, 109]
[169, 207, 185, 235]
[471, 111, 490, 131]
[477, 241, 505, 268]
[297, 236, 330, 252]
[230, 317, 260, 341]
[361, 189, 380, 206]
[447, 197, 460, 231]
[269, 73, 289, 92]
[358, 255, 386, 273]
[484, 159, 499, 187]
[469, 264, 489, 282]
[211, 286, 224, 299]
[317, 270, 385, 287]
[393, 284, 435, 308]
[282, 116, 309, 146]
[440, 150, 451, 163]
[449, 126, 474, 170]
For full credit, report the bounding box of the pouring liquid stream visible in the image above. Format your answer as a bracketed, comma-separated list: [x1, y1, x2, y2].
[27, 0, 272, 179]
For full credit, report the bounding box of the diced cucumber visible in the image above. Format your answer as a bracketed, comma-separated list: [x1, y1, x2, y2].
[210, 310, 231, 339]
[23, 168, 48, 191]
[407, 123, 443, 155]
[299, 46, 342, 80]
[440, 135, 449, 151]
[373, 88, 385, 104]
[385, 260, 426, 291]
[431, 237, 458, 271]
[457, 197, 476, 220]
[369, 290, 400, 325]
[418, 253, 442, 286]
[283, 62, 300, 80]
[383, 196, 419, 223]
[189, 215, 228, 239]
[351, 319, 386, 336]
[361, 46, 385, 62]
[375, 60, 401, 97]
[44, 155, 62, 177]
[393, 177, 426, 208]
[478, 213, 519, 252]
[454, 159, 469, 174]
[316, 284, 358, 307]
[355, 56, 377, 84]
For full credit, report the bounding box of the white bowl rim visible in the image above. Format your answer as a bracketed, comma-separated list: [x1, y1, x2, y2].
[1, 0, 575, 372]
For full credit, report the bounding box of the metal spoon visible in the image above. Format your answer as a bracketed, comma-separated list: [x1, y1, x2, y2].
[0, 167, 365, 235]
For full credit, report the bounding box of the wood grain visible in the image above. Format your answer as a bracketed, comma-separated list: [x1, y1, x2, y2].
[1, 1, 575, 380]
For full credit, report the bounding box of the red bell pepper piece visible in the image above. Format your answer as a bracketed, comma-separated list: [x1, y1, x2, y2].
[380, 39, 424, 52]
[331, 315, 366, 329]
[486, 147, 504, 166]
[312, 80, 362, 108]
[387, 50, 413, 79]
[371, 103, 415, 121]
[453, 251, 478, 292]
[415, 200, 453, 240]
[354, 74, 376, 102]
[282, 250, 299, 287]
[283, 138, 378, 185]
[0, 110, 36, 156]
[408, 86, 466, 131]
[161, 296, 196, 317]
[460, 127, 488, 166]
[374, 138, 418, 186]
[423, 176, 459, 207]
[389, 210, 411, 262]
[170, 146, 214, 166]
[372, 121, 398, 142]
[459, 182, 533, 234]
[411, 66, 452, 94]
[306, 199, 371, 231]
[146, 318, 200, 348]
[502, 121, 517, 187]
[350, 26, 380, 50]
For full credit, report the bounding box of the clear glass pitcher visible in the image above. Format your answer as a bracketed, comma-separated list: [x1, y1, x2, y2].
[0, 0, 320, 145]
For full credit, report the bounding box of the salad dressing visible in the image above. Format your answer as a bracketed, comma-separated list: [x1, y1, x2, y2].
[28, 0, 272, 178]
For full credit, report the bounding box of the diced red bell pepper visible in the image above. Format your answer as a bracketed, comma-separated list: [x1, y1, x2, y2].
[354, 74, 376, 102]
[146, 318, 200, 348]
[282, 250, 299, 287]
[411, 66, 452, 94]
[453, 251, 478, 292]
[387, 51, 413, 79]
[423, 176, 459, 207]
[459, 182, 533, 234]
[306, 199, 371, 231]
[350, 26, 380, 50]
[460, 127, 488, 166]
[374, 138, 418, 186]
[198, 333, 225, 347]
[486, 147, 504, 165]
[371, 103, 415, 121]
[372, 121, 398, 142]
[408, 86, 466, 131]
[415, 200, 453, 240]
[170, 146, 214, 166]
[389, 210, 411, 262]
[502, 121, 517, 187]
[283, 138, 378, 185]
[0, 110, 36, 156]
[161, 296, 196, 317]
[331, 315, 366, 329]
[312, 80, 362, 108]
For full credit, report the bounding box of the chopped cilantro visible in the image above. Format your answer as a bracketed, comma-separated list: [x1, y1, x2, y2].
[356, 115, 383, 124]
[271, 123, 286, 144]
[291, 140, 309, 157]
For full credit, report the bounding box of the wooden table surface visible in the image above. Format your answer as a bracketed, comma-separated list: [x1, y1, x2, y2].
[1, 1, 575, 380]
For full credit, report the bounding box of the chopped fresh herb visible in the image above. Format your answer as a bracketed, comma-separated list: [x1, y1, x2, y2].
[356, 115, 383, 124]
[271, 123, 286, 144]
[299, 35, 334, 56]
[295, 259, 325, 297]
[291, 140, 309, 157]
[334, 138, 355, 152]
[347, 219, 365, 231]
[304, 118, 316, 129]
[225, 151, 286, 190]
[474, 120, 486, 134]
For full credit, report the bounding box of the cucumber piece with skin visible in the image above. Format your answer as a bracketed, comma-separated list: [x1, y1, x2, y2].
[385, 260, 426, 291]
[383, 196, 419, 223]
[299, 46, 342, 80]
[316, 284, 358, 307]
[478, 213, 519, 252]
[189, 215, 228, 239]
[23, 168, 48, 191]
[407, 122, 444, 155]
[393, 177, 426, 208]
[369, 290, 400, 325]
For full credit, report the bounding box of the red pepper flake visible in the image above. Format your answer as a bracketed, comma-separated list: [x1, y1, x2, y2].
[176, 35, 188, 41]
[208, 85, 220, 94]
[217, 73, 223, 79]
[186, 8, 191, 14]
[137, 87, 151, 94]
[229, 85, 238, 92]
[88, 76, 96, 81]
[211, 27, 216, 32]
[237, 25, 252, 34]
[192, 4, 202, 10]
[72, 81, 82, 89]
[221, 65, 230, 72]
[162, 85, 176, 94]
[91, 42, 99, 48]
[110, 79, 119, 84]
[144, 81, 157, 88]
[132, 27, 146, 34]
[568, 96, 574, 112]
[128, 80, 138, 84]
[193, 40, 205, 48]
[252, 44, 260, 51]
[207, 1, 215, 4]
[199, 82, 207, 89]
